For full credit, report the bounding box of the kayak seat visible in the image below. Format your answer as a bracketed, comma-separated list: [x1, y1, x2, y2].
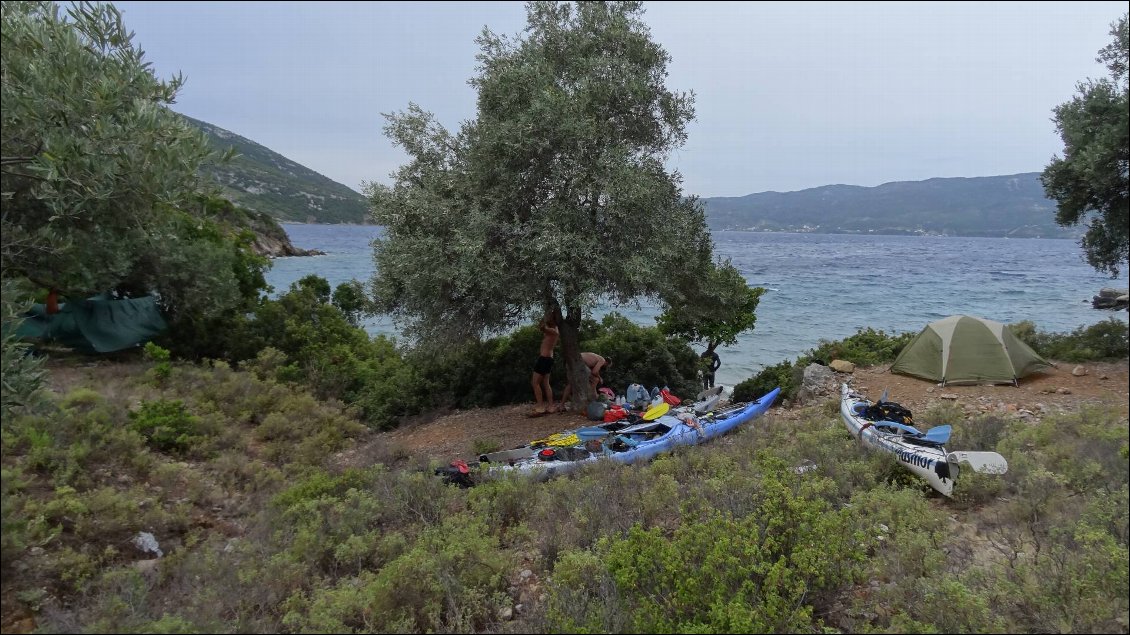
[875, 421, 924, 436]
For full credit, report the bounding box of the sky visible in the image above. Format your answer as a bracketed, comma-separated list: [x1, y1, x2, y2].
[112, 1, 1127, 199]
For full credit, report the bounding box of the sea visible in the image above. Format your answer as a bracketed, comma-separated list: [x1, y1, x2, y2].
[267, 223, 1129, 389]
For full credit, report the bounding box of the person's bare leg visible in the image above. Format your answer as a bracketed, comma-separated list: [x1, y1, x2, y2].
[540, 376, 554, 413]
[531, 372, 545, 412]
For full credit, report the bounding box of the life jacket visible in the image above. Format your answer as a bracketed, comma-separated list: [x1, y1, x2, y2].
[603, 405, 628, 422]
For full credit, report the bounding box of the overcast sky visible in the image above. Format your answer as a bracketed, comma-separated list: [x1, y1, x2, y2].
[113, 1, 1126, 198]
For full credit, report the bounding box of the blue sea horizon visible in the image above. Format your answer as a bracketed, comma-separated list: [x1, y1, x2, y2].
[267, 224, 1128, 389]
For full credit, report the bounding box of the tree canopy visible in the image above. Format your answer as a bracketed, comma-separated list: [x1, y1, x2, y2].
[657, 261, 765, 356]
[369, 1, 738, 402]
[1, 1, 268, 358]
[1041, 13, 1129, 277]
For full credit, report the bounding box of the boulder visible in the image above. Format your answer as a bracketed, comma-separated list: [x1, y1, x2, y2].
[1092, 287, 1130, 310]
[829, 359, 856, 373]
[795, 363, 836, 404]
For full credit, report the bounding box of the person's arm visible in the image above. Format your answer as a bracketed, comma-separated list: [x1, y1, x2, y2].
[712, 354, 721, 372]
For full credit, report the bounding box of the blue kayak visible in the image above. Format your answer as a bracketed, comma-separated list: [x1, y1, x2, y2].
[483, 387, 781, 479]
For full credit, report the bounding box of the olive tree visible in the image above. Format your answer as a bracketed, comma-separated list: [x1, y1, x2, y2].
[657, 260, 765, 358]
[1, 2, 267, 359]
[1041, 14, 1129, 276]
[369, 1, 716, 405]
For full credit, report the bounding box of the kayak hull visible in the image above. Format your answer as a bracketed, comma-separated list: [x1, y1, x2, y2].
[840, 383, 957, 497]
[488, 387, 781, 479]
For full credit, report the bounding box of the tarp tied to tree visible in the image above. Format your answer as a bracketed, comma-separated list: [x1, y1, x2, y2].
[370, 1, 748, 404]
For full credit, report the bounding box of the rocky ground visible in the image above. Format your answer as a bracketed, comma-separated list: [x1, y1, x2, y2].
[363, 359, 1129, 466]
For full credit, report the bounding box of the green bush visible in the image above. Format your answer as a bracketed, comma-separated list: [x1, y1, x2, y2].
[1, 279, 48, 418]
[128, 400, 204, 455]
[545, 459, 866, 633]
[1011, 318, 1129, 362]
[582, 313, 701, 399]
[809, 327, 915, 367]
[733, 327, 914, 402]
[732, 358, 801, 403]
[144, 342, 173, 383]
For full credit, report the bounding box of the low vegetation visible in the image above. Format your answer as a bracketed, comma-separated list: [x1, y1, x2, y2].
[1, 326, 1125, 633]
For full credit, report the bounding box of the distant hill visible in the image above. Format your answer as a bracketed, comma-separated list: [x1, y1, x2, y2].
[182, 115, 371, 224]
[701, 173, 1076, 238]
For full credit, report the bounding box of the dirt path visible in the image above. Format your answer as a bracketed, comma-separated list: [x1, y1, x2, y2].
[358, 359, 1129, 466]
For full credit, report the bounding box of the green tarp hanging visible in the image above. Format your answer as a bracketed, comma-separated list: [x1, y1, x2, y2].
[15, 294, 167, 353]
[890, 315, 1052, 386]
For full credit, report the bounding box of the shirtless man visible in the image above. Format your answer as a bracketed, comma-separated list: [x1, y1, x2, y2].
[530, 314, 559, 415]
[558, 352, 612, 408]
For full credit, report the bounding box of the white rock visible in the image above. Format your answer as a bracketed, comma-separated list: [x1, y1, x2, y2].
[133, 532, 163, 557]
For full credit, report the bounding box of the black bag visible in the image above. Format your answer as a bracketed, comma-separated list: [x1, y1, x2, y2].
[863, 401, 914, 425]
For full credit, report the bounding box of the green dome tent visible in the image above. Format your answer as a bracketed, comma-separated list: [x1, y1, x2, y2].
[890, 315, 1052, 386]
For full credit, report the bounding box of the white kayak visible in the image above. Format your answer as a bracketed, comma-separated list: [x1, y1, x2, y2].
[840, 383, 1007, 497]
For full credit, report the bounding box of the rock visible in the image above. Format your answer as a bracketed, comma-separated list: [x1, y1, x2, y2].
[28, 546, 44, 557]
[1056, 387, 1071, 395]
[829, 359, 855, 373]
[133, 531, 163, 557]
[515, 604, 524, 614]
[498, 607, 513, 621]
[1092, 287, 1130, 310]
[519, 569, 534, 580]
[940, 393, 958, 400]
[1071, 365, 1088, 377]
[796, 363, 836, 404]
[926, 387, 935, 393]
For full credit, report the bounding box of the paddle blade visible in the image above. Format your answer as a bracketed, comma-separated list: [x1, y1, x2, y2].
[642, 402, 670, 421]
[947, 451, 1008, 475]
[923, 425, 952, 445]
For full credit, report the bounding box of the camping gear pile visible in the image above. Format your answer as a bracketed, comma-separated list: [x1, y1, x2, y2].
[839, 383, 1008, 497]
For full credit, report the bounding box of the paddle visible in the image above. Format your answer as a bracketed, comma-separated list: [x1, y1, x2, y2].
[576, 426, 612, 441]
[947, 451, 1009, 475]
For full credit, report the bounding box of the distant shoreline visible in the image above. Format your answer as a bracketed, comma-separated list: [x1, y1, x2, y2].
[279, 220, 1074, 240]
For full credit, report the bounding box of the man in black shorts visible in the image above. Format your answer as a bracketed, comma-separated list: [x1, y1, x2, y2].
[530, 313, 559, 416]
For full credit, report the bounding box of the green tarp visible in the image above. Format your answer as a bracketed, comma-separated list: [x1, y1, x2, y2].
[15, 294, 167, 353]
[890, 315, 1051, 386]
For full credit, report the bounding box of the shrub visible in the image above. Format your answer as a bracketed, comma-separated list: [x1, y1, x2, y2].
[1011, 318, 1129, 362]
[128, 400, 204, 455]
[545, 462, 866, 633]
[809, 327, 914, 367]
[733, 327, 913, 402]
[732, 359, 801, 403]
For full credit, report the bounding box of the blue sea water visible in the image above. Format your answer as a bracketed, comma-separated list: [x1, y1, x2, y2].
[268, 223, 1128, 388]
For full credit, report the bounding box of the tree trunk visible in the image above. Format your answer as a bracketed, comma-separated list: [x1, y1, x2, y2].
[555, 304, 594, 409]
